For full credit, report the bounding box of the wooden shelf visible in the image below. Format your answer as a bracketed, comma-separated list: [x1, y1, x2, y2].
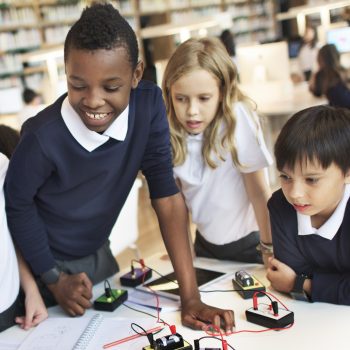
[140, 15, 223, 39]
[0, 23, 38, 32]
[0, 1, 33, 8]
[276, 0, 350, 21]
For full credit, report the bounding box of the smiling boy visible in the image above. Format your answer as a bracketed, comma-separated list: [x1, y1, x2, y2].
[267, 105, 350, 305]
[5, 3, 234, 330]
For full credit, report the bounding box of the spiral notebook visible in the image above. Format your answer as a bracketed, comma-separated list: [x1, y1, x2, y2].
[18, 314, 159, 350]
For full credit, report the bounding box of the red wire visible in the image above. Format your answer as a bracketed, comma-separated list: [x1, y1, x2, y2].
[204, 289, 294, 337]
[133, 258, 172, 329]
[204, 322, 294, 337]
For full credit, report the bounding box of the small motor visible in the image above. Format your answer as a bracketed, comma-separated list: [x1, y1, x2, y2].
[235, 270, 254, 287]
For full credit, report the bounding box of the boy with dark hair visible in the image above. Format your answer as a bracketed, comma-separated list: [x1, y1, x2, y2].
[5, 3, 234, 330]
[267, 105, 350, 305]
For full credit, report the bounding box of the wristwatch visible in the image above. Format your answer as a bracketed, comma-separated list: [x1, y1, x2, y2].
[40, 266, 61, 285]
[290, 273, 312, 301]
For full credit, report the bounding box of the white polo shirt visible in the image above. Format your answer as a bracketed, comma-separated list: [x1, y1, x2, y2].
[0, 153, 19, 312]
[174, 102, 273, 245]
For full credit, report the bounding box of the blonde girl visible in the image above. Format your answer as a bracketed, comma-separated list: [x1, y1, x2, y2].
[162, 37, 273, 264]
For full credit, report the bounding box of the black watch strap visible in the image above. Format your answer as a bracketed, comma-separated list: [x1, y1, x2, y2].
[40, 266, 61, 285]
[290, 273, 312, 301]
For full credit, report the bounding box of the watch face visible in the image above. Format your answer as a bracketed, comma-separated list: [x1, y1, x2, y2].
[290, 290, 309, 302]
[40, 267, 61, 285]
[291, 273, 311, 302]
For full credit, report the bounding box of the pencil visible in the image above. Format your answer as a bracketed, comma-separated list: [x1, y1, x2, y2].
[103, 325, 163, 349]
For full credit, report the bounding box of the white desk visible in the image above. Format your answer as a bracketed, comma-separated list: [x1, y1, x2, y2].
[1, 254, 349, 350]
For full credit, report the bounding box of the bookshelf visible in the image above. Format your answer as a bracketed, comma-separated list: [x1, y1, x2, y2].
[276, 0, 350, 36]
[0, 0, 277, 108]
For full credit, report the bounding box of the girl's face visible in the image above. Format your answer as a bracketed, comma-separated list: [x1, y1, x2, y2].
[66, 47, 143, 133]
[279, 160, 350, 228]
[170, 69, 221, 135]
[303, 27, 315, 43]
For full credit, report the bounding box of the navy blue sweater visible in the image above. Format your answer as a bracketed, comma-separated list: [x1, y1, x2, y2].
[5, 80, 178, 275]
[268, 189, 350, 305]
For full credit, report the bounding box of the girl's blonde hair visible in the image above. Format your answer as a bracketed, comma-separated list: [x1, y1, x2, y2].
[162, 37, 249, 168]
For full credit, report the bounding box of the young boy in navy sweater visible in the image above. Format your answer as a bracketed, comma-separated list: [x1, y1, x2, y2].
[267, 105, 350, 305]
[5, 3, 234, 330]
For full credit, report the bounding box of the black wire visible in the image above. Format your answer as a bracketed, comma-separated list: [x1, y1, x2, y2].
[104, 279, 112, 292]
[131, 322, 148, 336]
[144, 265, 179, 285]
[254, 291, 273, 304]
[104, 279, 118, 301]
[197, 335, 236, 350]
[122, 303, 165, 334]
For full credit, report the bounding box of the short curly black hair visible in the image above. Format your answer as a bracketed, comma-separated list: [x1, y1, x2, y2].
[64, 2, 138, 69]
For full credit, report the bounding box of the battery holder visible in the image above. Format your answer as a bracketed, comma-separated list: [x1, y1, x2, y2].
[93, 288, 128, 312]
[232, 275, 265, 299]
[120, 267, 152, 287]
[246, 305, 294, 328]
[142, 333, 193, 350]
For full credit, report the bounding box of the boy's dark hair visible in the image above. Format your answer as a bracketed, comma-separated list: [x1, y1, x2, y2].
[64, 2, 138, 69]
[275, 105, 350, 174]
[22, 88, 38, 104]
[0, 125, 20, 159]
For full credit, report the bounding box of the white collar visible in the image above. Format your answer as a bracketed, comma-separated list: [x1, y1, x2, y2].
[297, 184, 350, 240]
[61, 96, 129, 152]
[187, 132, 203, 141]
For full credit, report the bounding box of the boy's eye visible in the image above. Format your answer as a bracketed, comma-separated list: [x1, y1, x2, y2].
[306, 177, 319, 184]
[279, 174, 291, 181]
[105, 86, 120, 92]
[71, 85, 86, 90]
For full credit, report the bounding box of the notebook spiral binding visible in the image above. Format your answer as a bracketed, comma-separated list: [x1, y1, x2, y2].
[72, 313, 103, 350]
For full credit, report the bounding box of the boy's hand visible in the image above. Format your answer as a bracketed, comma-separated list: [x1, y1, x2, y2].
[47, 272, 93, 316]
[181, 298, 235, 332]
[15, 287, 48, 330]
[266, 257, 296, 293]
[262, 251, 274, 268]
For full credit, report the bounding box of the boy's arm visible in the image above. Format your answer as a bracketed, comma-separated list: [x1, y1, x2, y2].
[267, 195, 310, 295]
[175, 178, 196, 259]
[6, 132, 93, 315]
[242, 169, 272, 265]
[152, 192, 235, 331]
[267, 193, 350, 305]
[5, 132, 57, 275]
[15, 249, 48, 330]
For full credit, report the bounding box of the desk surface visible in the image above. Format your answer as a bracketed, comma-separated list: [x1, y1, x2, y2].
[1, 254, 349, 350]
[240, 81, 327, 117]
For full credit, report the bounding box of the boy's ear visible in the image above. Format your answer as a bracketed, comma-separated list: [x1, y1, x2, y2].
[131, 61, 144, 89]
[345, 169, 350, 184]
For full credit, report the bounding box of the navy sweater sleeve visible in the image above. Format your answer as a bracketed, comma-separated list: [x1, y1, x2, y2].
[5, 131, 56, 274]
[268, 190, 350, 305]
[139, 84, 178, 199]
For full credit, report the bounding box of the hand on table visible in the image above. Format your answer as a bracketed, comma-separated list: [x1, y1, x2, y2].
[181, 298, 235, 333]
[47, 272, 93, 316]
[15, 286, 48, 330]
[266, 257, 296, 293]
